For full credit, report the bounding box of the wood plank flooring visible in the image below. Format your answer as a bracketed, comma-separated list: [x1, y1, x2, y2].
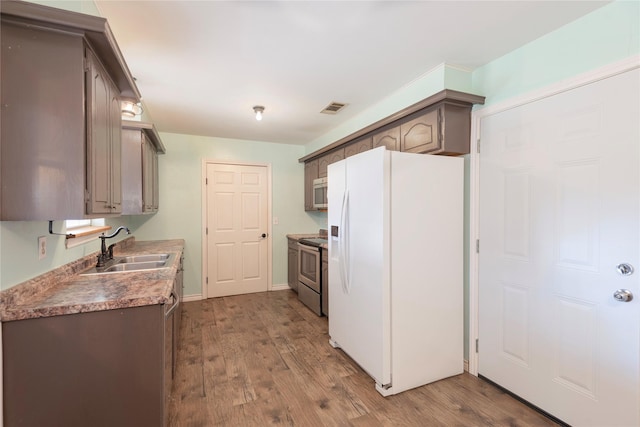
[169, 290, 558, 427]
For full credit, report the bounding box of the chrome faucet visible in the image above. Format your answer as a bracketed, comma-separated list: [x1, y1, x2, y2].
[96, 227, 131, 267]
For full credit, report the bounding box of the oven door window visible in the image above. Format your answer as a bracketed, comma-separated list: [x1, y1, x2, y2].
[299, 247, 320, 291]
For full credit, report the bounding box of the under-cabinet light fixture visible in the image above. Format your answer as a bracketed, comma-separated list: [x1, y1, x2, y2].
[121, 100, 143, 117]
[253, 105, 264, 121]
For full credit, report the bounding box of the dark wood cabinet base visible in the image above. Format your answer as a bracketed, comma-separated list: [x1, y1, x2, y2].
[3, 305, 169, 427]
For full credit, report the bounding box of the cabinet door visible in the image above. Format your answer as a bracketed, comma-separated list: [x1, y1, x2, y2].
[152, 150, 159, 211]
[318, 149, 345, 178]
[87, 50, 112, 214]
[288, 245, 298, 292]
[304, 159, 318, 211]
[400, 108, 441, 154]
[86, 49, 121, 215]
[372, 126, 400, 151]
[3, 305, 165, 426]
[344, 137, 372, 158]
[109, 91, 122, 213]
[121, 128, 143, 214]
[142, 136, 154, 212]
[0, 22, 86, 220]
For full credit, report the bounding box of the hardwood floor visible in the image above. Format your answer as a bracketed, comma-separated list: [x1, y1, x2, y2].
[169, 291, 558, 427]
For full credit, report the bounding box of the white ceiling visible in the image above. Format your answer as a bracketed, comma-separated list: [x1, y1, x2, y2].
[95, 1, 609, 145]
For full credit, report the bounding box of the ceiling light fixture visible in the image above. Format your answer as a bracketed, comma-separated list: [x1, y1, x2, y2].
[121, 100, 143, 117]
[253, 105, 265, 121]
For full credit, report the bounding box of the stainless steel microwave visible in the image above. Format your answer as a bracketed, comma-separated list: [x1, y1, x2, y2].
[312, 177, 328, 209]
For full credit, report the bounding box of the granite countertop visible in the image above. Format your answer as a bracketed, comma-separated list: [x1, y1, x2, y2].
[0, 238, 185, 322]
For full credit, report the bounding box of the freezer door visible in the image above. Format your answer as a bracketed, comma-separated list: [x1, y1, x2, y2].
[328, 147, 391, 387]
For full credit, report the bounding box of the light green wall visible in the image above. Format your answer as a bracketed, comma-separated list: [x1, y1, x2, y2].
[0, 218, 132, 290]
[127, 133, 324, 297]
[472, 0, 639, 107]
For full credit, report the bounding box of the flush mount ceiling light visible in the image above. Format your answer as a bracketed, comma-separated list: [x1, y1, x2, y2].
[253, 105, 265, 121]
[121, 100, 143, 117]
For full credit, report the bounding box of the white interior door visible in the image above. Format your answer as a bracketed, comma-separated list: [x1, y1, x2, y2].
[206, 162, 269, 298]
[479, 68, 639, 426]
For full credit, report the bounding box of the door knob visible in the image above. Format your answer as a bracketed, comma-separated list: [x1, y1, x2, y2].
[260, 233, 267, 239]
[613, 289, 633, 302]
[616, 263, 634, 276]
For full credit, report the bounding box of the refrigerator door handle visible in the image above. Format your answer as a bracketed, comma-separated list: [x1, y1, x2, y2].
[339, 189, 350, 293]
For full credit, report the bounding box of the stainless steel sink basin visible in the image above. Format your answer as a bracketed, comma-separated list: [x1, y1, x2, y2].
[117, 254, 170, 263]
[80, 253, 175, 276]
[105, 261, 168, 272]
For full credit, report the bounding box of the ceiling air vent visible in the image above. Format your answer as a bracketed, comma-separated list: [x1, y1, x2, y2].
[321, 102, 348, 115]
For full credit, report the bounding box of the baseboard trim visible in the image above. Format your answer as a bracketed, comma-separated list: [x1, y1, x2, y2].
[271, 283, 292, 292]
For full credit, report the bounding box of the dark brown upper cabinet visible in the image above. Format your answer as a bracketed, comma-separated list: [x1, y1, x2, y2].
[318, 149, 345, 179]
[372, 126, 401, 151]
[121, 121, 166, 215]
[0, 1, 140, 220]
[304, 159, 319, 211]
[344, 137, 373, 158]
[400, 104, 475, 155]
[299, 90, 486, 167]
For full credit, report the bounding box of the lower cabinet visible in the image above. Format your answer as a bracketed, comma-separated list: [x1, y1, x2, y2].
[3, 303, 177, 427]
[288, 238, 299, 292]
[322, 249, 328, 316]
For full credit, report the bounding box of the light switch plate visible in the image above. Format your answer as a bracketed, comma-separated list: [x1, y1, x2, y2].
[38, 236, 47, 260]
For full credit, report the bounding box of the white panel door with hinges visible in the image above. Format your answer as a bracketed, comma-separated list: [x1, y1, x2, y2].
[205, 163, 269, 297]
[479, 68, 639, 426]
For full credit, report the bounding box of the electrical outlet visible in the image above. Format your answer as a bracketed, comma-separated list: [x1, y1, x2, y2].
[273, 217, 279, 225]
[38, 236, 47, 260]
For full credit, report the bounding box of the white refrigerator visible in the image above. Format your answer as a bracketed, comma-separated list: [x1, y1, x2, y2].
[327, 146, 463, 396]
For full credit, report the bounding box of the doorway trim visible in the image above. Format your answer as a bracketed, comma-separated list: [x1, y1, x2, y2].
[468, 54, 640, 376]
[201, 159, 273, 299]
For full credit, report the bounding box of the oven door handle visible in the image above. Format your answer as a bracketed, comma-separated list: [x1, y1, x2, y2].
[165, 291, 179, 317]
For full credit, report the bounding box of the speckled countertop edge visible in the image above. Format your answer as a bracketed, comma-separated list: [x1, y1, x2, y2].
[286, 233, 320, 240]
[287, 233, 329, 249]
[0, 237, 185, 322]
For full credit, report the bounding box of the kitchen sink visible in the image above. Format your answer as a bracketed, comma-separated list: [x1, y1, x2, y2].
[104, 261, 168, 272]
[80, 253, 175, 276]
[117, 254, 170, 263]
